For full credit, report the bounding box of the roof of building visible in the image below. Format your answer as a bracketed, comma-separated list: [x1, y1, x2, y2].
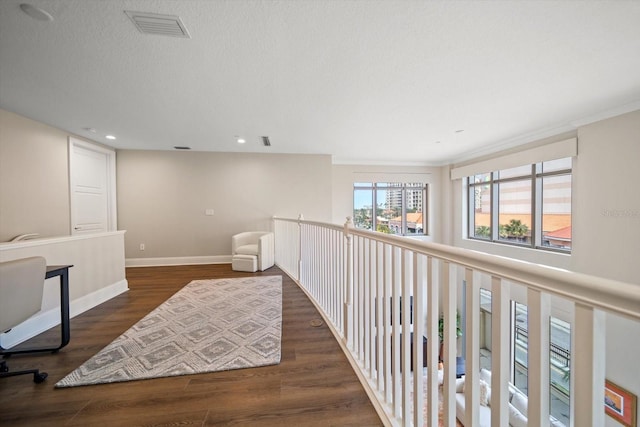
[390, 212, 423, 223]
[545, 225, 572, 240]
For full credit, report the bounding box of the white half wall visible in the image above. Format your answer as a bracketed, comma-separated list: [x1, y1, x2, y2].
[0, 231, 128, 348]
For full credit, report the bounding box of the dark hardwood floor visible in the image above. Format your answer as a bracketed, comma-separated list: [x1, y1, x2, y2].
[0, 264, 382, 426]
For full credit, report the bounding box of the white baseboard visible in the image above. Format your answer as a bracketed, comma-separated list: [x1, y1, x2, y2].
[0, 279, 129, 349]
[125, 255, 232, 267]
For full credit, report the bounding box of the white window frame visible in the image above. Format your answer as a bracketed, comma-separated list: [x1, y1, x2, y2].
[466, 159, 572, 253]
[353, 182, 428, 236]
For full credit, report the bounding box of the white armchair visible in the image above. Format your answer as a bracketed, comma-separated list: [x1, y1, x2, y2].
[231, 231, 274, 272]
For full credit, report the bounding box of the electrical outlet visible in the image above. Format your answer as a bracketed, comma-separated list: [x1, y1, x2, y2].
[140, 243, 145, 251]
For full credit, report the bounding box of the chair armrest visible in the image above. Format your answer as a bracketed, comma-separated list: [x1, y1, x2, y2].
[257, 232, 275, 271]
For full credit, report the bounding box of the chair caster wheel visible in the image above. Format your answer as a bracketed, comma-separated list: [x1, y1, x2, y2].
[33, 372, 48, 383]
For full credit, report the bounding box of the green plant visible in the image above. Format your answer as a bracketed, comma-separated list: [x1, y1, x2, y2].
[475, 225, 490, 238]
[376, 224, 391, 234]
[438, 311, 463, 342]
[501, 219, 529, 238]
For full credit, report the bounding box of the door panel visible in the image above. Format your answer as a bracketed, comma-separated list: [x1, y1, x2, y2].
[69, 138, 116, 235]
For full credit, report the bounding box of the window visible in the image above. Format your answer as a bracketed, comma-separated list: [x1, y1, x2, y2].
[353, 183, 374, 231]
[512, 303, 571, 426]
[479, 292, 571, 426]
[353, 182, 428, 235]
[467, 158, 572, 251]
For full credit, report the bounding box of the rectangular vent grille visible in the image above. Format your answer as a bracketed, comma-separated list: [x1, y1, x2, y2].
[261, 136, 271, 146]
[125, 11, 191, 38]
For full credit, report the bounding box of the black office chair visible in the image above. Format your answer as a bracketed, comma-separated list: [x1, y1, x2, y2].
[0, 256, 48, 383]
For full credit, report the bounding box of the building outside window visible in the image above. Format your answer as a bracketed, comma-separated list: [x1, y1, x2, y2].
[353, 182, 427, 236]
[468, 157, 572, 251]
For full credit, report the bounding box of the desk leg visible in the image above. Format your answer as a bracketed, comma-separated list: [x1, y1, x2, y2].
[57, 269, 71, 351]
[1, 268, 71, 356]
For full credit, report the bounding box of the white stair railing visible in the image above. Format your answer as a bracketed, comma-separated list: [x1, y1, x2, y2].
[273, 216, 640, 427]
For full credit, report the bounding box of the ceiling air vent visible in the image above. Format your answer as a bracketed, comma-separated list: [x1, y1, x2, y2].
[125, 11, 191, 38]
[261, 136, 271, 147]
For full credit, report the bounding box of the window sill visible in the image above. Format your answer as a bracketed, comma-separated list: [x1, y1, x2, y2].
[458, 237, 571, 270]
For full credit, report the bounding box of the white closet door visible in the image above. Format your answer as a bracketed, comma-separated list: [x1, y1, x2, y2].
[69, 138, 116, 235]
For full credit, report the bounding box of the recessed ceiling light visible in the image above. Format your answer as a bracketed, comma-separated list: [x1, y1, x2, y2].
[105, 135, 116, 140]
[174, 146, 191, 150]
[236, 137, 246, 144]
[20, 3, 54, 21]
[455, 129, 465, 133]
[83, 127, 97, 133]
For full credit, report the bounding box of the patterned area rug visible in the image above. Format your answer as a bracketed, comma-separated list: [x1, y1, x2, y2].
[56, 276, 282, 388]
[410, 369, 464, 427]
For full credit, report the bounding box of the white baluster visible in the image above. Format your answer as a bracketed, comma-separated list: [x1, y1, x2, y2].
[402, 249, 412, 423]
[392, 246, 402, 416]
[464, 268, 480, 427]
[426, 256, 439, 427]
[343, 217, 354, 349]
[413, 252, 425, 427]
[573, 304, 606, 427]
[491, 276, 510, 427]
[442, 261, 457, 427]
[384, 243, 392, 403]
[376, 241, 384, 392]
[527, 288, 550, 427]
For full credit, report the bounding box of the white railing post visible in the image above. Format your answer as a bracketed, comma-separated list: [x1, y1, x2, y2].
[401, 249, 412, 423]
[413, 252, 425, 427]
[491, 276, 510, 427]
[364, 237, 371, 371]
[392, 246, 402, 417]
[297, 214, 303, 282]
[442, 261, 457, 427]
[573, 304, 606, 427]
[344, 216, 354, 349]
[463, 268, 480, 427]
[527, 288, 551, 427]
[375, 241, 384, 392]
[425, 256, 439, 427]
[383, 243, 393, 403]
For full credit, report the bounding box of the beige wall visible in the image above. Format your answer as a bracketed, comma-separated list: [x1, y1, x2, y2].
[117, 150, 332, 259]
[572, 110, 640, 285]
[331, 164, 444, 242]
[3, 105, 636, 276]
[446, 110, 640, 412]
[448, 110, 640, 283]
[1, 109, 333, 258]
[0, 109, 71, 241]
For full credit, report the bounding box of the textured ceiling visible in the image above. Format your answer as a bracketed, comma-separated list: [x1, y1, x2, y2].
[1, 0, 639, 165]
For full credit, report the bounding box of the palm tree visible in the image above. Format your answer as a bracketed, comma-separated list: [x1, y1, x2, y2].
[475, 225, 490, 238]
[502, 219, 529, 240]
[354, 207, 371, 229]
[376, 224, 391, 234]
